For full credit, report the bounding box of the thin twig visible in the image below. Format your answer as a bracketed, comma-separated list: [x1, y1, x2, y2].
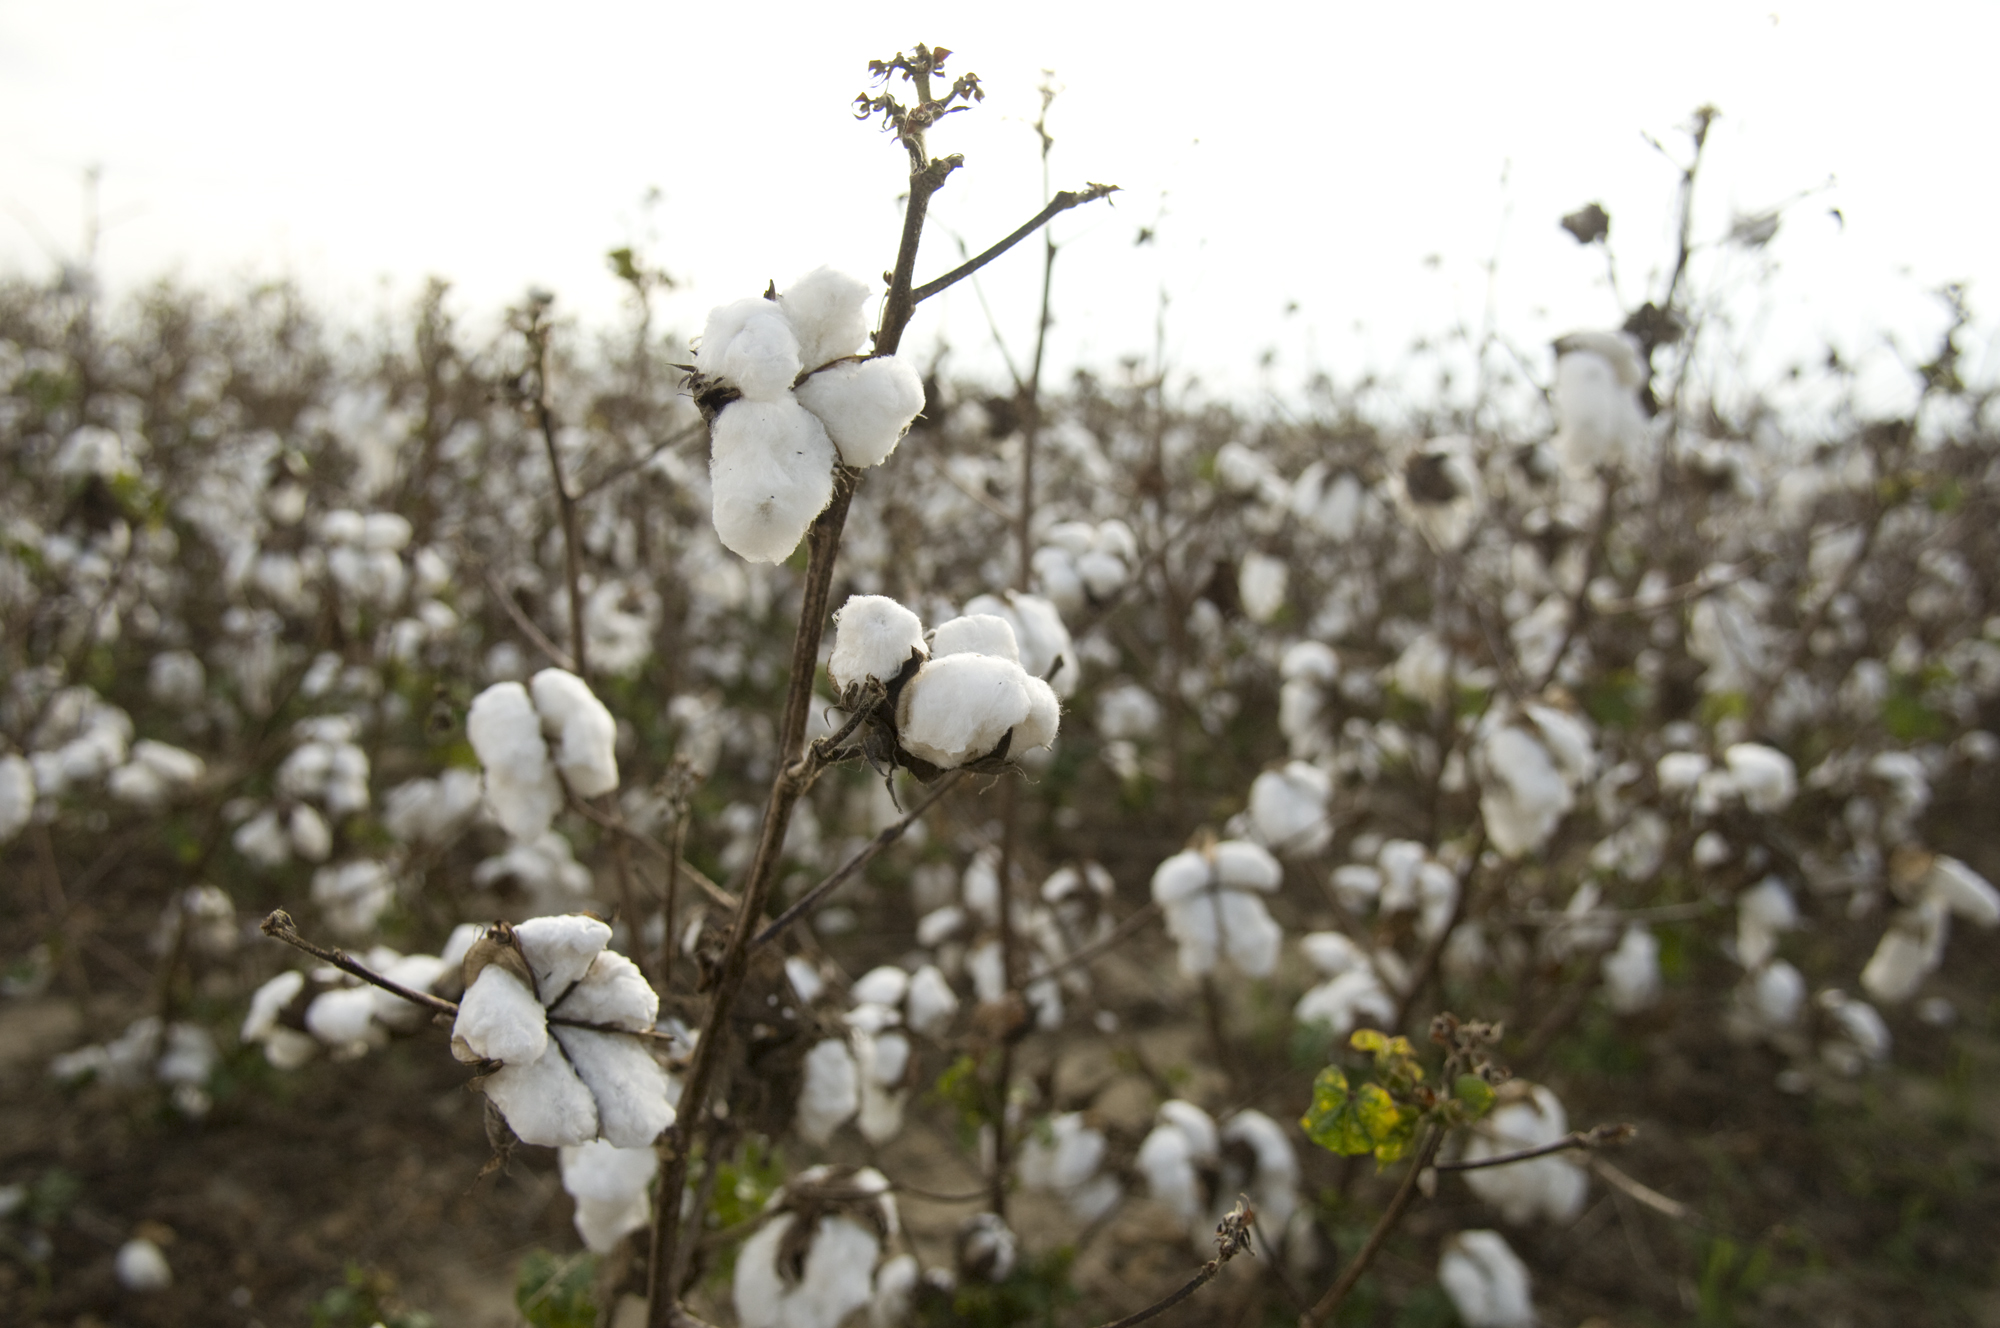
[749, 771, 964, 950]
[473, 560, 577, 672]
[567, 794, 739, 911]
[528, 311, 590, 681]
[911, 184, 1118, 306]
[1435, 1123, 1634, 1172]
[1092, 1199, 1256, 1328]
[1299, 1127, 1445, 1328]
[1025, 902, 1161, 984]
[1590, 1157, 1709, 1228]
[261, 910, 459, 1017]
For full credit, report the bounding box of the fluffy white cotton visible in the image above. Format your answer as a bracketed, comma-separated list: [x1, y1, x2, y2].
[1214, 840, 1283, 891]
[1860, 901, 1945, 1004]
[897, 653, 1053, 768]
[1736, 878, 1798, 969]
[1239, 552, 1290, 624]
[1250, 761, 1333, 856]
[905, 965, 959, 1038]
[929, 614, 1020, 663]
[115, 1237, 173, 1292]
[855, 1031, 910, 1144]
[515, 914, 615, 997]
[1018, 1111, 1110, 1204]
[311, 860, 395, 938]
[109, 740, 206, 806]
[798, 1038, 860, 1144]
[1221, 1109, 1301, 1232]
[1925, 856, 2000, 927]
[735, 1210, 882, 1328]
[0, 753, 34, 844]
[1295, 968, 1395, 1037]
[530, 668, 619, 798]
[781, 266, 875, 372]
[468, 682, 564, 841]
[552, 1027, 676, 1148]
[1476, 723, 1574, 858]
[1137, 1101, 1220, 1242]
[1656, 751, 1710, 793]
[381, 769, 484, 845]
[484, 1044, 601, 1146]
[1725, 743, 1797, 813]
[1301, 931, 1368, 976]
[560, 1140, 656, 1254]
[698, 298, 803, 401]
[1439, 1230, 1535, 1328]
[1461, 1083, 1587, 1225]
[452, 966, 549, 1065]
[1150, 850, 1212, 905]
[1820, 989, 1891, 1073]
[710, 398, 838, 564]
[828, 595, 927, 695]
[369, 953, 449, 1031]
[1747, 960, 1807, 1027]
[304, 986, 384, 1054]
[551, 950, 660, 1031]
[963, 592, 1078, 699]
[243, 970, 305, 1044]
[795, 355, 925, 468]
[851, 966, 911, 1008]
[1602, 926, 1661, 1013]
[1551, 334, 1648, 479]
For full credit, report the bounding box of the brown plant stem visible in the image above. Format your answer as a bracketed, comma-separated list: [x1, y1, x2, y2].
[1434, 1123, 1635, 1171]
[1299, 1126, 1445, 1328]
[528, 312, 590, 681]
[909, 183, 1116, 307]
[1092, 1200, 1256, 1328]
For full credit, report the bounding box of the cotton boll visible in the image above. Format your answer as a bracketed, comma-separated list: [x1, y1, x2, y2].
[856, 1032, 910, 1144]
[1736, 878, 1799, 969]
[735, 1210, 883, 1328]
[467, 681, 564, 841]
[1438, 1230, 1535, 1328]
[530, 669, 620, 797]
[1461, 1083, 1586, 1225]
[1301, 931, 1368, 976]
[287, 804, 332, 861]
[1602, 927, 1661, 1013]
[1017, 1112, 1109, 1198]
[552, 950, 659, 1031]
[1213, 840, 1282, 892]
[1391, 633, 1454, 708]
[796, 355, 926, 468]
[851, 965, 912, 1008]
[1330, 864, 1382, 912]
[896, 654, 1034, 769]
[1725, 743, 1797, 813]
[552, 1026, 676, 1147]
[829, 595, 927, 694]
[310, 860, 394, 938]
[1217, 890, 1282, 977]
[963, 592, 1078, 698]
[1150, 850, 1213, 905]
[451, 966, 549, 1065]
[1551, 337, 1648, 479]
[1239, 553, 1290, 624]
[560, 1143, 656, 1253]
[1860, 902, 1946, 1004]
[797, 1038, 860, 1144]
[1250, 761, 1333, 856]
[1656, 751, 1711, 794]
[1819, 989, 1892, 1072]
[710, 398, 837, 564]
[956, 1212, 1017, 1283]
[484, 1044, 601, 1147]
[243, 970, 306, 1045]
[115, 1237, 173, 1292]
[1295, 969, 1395, 1037]
[1925, 856, 2000, 927]
[697, 298, 804, 400]
[1012, 676, 1062, 754]
[1747, 960, 1806, 1027]
[370, 954, 449, 1031]
[1476, 724, 1573, 859]
[305, 986, 384, 1056]
[514, 914, 614, 997]
[787, 956, 828, 1005]
[573, 1187, 652, 1255]
[905, 965, 958, 1038]
[780, 266, 874, 371]
[1161, 892, 1220, 977]
[929, 614, 1020, 663]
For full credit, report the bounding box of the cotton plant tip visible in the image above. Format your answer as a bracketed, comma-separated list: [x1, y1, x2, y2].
[1439, 1230, 1535, 1328]
[795, 355, 925, 468]
[551, 1026, 676, 1148]
[896, 653, 1038, 769]
[797, 1038, 860, 1145]
[698, 298, 803, 401]
[514, 914, 614, 998]
[780, 266, 874, 372]
[928, 613, 1020, 663]
[451, 966, 549, 1065]
[827, 595, 927, 695]
[1249, 761, 1333, 856]
[529, 668, 619, 798]
[710, 398, 837, 564]
[467, 681, 564, 841]
[483, 1044, 600, 1147]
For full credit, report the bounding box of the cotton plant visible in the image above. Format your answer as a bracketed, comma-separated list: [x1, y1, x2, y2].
[465, 667, 620, 841]
[1549, 330, 1650, 484]
[1150, 838, 1285, 979]
[1031, 517, 1137, 614]
[1015, 1110, 1122, 1221]
[694, 268, 926, 563]
[731, 1165, 912, 1328]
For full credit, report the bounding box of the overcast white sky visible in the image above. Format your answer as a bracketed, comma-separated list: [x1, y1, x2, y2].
[3, 1, 1994, 410]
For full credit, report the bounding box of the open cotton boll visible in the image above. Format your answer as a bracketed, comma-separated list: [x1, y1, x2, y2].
[1213, 840, 1283, 891]
[1476, 724, 1573, 858]
[1250, 762, 1333, 856]
[697, 298, 803, 401]
[1861, 902, 1946, 1004]
[560, 1138, 657, 1206]
[1656, 750, 1710, 793]
[1925, 856, 2000, 927]
[115, 1237, 173, 1292]
[530, 669, 619, 798]
[905, 965, 959, 1038]
[828, 595, 927, 694]
[1462, 1083, 1587, 1225]
[451, 966, 549, 1065]
[780, 266, 874, 372]
[1602, 926, 1661, 1013]
[483, 1044, 601, 1146]
[467, 682, 564, 841]
[311, 860, 394, 938]
[552, 1026, 676, 1147]
[1552, 338, 1648, 478]
[1296, 968, 1396, 1037]
[797, 1038, 860, 1144]
[1135, 1120, 1203, 1229]
[1735, 878, 1798, 969]
[1820, 990, 1892, 1071]
[514, 915, 613, 997]
[1217, 890, 1283, 977]
[370, 954, 449, 1030]
[1725, 743, 1797, 813]
[929, 614, 1020, 662]
[1302, 931, 1368, 976]
[1439, 1230, 1535, 1328]
[710, 398, 838, 563]
[1239, 552, 1290, 624]
[573, 1187, 652, 1255]
[1013, 676, 1062, 754]
[550, 950, 659, 1031]
[1331, 864, 1383, 912]
[305, 986, 384, 1054]
[855, 1032, 909, 1144]
[963, 592, 1078, 699]
[1018, 1111, 1109, 1195]
[795, 355, 926, 468]
[1746, 960, 1806, 1027]
[1220, 1109, 1301, 1232]
[851, 965, 911, 1008]
[734, 1209, 882, 1328]
[1150, 850, 1214, 905]
[896, 654, 1037, 769]
[243, 970, 306, 1044]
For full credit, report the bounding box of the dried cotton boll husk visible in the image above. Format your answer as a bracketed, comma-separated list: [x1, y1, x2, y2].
[1438, 1230, 1535, 1328]
[697, 298, 803, 401]
[467, 681, 564, 841]
[828, 595, 927, 694]
[529, 668, 619, 798]
[795, 355, 926, 468]
[551, 1026, 676, 1147]
[929, 613, 1020, 662]
[549, 950, 659, 1031]
[896, 654, 1037, 769]
[483, 1044, 601, 1146]
[780, 266, 875, 371]
[709, 399, 837, 564]
[451, 966, 549, 1065]
[797, 1037, 860, 1144]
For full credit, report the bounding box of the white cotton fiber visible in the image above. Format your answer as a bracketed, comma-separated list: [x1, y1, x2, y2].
[1552, 338, 1648, 479]
[795, 355, 925, 468]
[1221, 1109, 1302, 1231]
[1239, 552, 1289, 624]
[1926, 856, 2000, 927]
[929, 614, 1020, 662]
[1213, 840, 1282, 892]
[828, 595, 927, 695]
[1477, 724, 1573, 858]
[1150, 850, 1212, 905]
[305, 987, 382, 1051]
[1218, 889, 1282, 977]
[560, 1138, 658, 1204]
[1295, 968, 1395, 1036]
[698, 298, 803, 401]
[1013, 676, 1062, 754]
[1602, 926, 1661, 1013]
[709, 398, 837, 564]
[115, 1237, 172, 1292]
[484, 1044, 600, 1147]
[514, 914, 613, 998]
[573, 1187, 651, 1255]
[553, 1026, 676, 1148]
[1301, 931, 1368, 976]
[1250, 762, 1333, 856]
[1439, 1229, 1535, 1328]
[735, 1212, 882, 1328]
[1724, 743, 1797, 813]
[0, 753, 34, 845]
[467, 682, 564, 841]
[371, 953, 450, 1030]
[1163, 892, 1221, 976]
[243, 970, 306, 1043]
[452, 966, 549, 1065]
[905, 965, 959, 1038]
[964, 591, 1078, 698]
[1463, 1084, 1587, 1225]
[551, 950, 658, 1031]
[851, 965, 911, 1008]
[780, 266, 874, 371]
[797, 1038, 860, 1144]
[530, 669, 619, 798]
[896, 654, 1034, 768]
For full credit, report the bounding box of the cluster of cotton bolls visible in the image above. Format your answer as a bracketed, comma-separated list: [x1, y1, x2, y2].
[241, 925, 479, 1068]
[1031, 518, 1137, 613]
[230, 715, 373, 870]
[50, 1015, 219, 1118]
[1472, 701, 1596, 859]
[317, 508, 414, 609]
[1149, 838, 1284, 979]
[1134, 1100, 1308, 1261]
[696, 269, 926, 563]
[785, 956, 957, 1148]
[731, 1166, 916, 1328]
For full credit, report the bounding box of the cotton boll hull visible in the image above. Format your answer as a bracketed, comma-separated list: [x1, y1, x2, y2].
[710, 399, 838, 564]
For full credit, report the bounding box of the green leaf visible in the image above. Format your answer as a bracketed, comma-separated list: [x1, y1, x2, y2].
[1453, 1074, 1497, 1118]
[1301, 1067, 1373, 1156]
[1355, 1082, 1414, 1161]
